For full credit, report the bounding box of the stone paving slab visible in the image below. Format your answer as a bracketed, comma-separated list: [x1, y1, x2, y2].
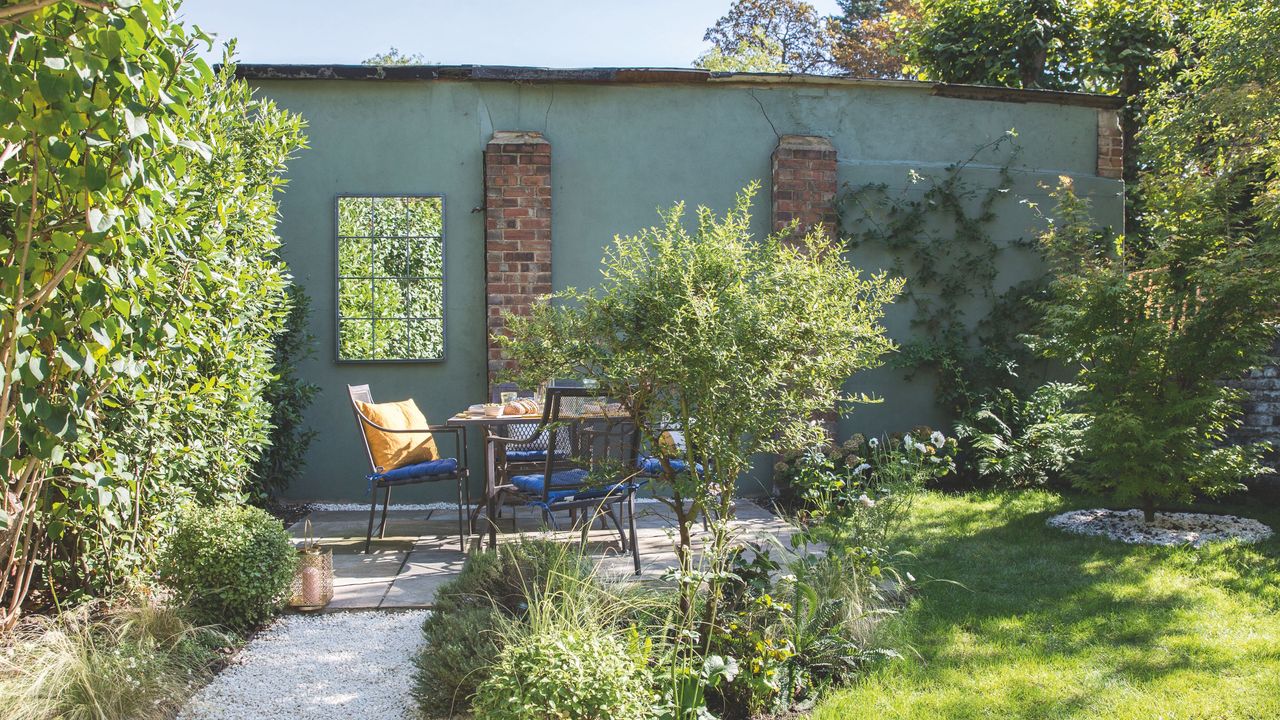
[287, 499, 794, 610]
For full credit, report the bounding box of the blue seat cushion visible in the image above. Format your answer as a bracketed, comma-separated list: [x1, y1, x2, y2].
[505, 449, 565, 462]
[509, 468, 589, 501]
[637, 455, 703, 476]
[377, 457, 459, 483]
[575, 479, 648, 501]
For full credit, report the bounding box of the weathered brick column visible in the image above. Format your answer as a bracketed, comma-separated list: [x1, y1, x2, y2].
[771, 134, 840, 438]
[1097, 109, 1123, 180]
[484, 131, 551, 386]
[771, 135, 838, 241]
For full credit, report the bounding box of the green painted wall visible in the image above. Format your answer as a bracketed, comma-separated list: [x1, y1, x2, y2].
[250, 78, 1124, 502]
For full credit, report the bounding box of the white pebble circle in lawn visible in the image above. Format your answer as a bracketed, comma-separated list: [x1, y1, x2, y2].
[1047, 508, 1273, 547]
[180, 610, 426, 720]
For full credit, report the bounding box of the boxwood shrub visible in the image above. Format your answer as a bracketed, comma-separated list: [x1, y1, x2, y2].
[158, 504, 296, 632]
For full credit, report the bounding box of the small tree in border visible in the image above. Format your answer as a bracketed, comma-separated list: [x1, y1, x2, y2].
[1033, 182, 1277, 522]
[498, 182, 901, 628]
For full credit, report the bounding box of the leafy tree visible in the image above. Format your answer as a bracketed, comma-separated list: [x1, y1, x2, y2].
[362, 47, 426, 65]
[899, 0, 1082, 89]
[828, 0, 916, 78]
[499, 183, 901, 626]
[1034, 180, 1277, 521]
[695, 26, 789, 73]
[702, 0, 835, 73]
[0, 0, 305, 620]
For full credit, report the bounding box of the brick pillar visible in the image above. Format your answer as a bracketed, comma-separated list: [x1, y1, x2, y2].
[1097, 109, 1123, 180]
[771, 135, 840, 439]
[484, 131, 551, 386]
[771, 135, 838, 242]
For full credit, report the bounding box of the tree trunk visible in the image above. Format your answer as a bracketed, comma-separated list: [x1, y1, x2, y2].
[1140, 493, 1156, 523]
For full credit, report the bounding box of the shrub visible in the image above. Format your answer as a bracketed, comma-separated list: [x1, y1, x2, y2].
[414, 540, 594, 717]
[1034, 182, 1277, 521]
[158, 505, 296, 632]
[0, 0, 306, 619]
[954, 382, 1088, 487]
[249, 285, 320, 503]
[778, 428, 955, 554]
[473, 625, 653, 720]
[0, 598, 227, 720]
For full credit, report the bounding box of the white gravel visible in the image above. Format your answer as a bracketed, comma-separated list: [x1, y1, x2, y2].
[180, 611, 427, 720]
[1047, 508, 1274, 547]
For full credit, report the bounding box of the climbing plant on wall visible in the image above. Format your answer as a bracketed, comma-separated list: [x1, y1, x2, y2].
[835, 132, 1045, 417]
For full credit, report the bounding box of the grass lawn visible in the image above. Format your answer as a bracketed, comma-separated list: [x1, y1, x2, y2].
[813, 489, 1280, 720]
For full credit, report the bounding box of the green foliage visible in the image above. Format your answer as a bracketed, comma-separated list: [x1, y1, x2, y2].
[837, 134, 1042, 418]
[778, 428, 955, 555]
[157, 505, 296, 632]
[1139, 0, 1280, 247]
[362, 47, 426, 65]
[0, 0, 305, 618]
[336, 196, 444, 360]
[413, 540, 595, 717]
[899, 0, 1081, 89]
[954, 382, 1089, 487]
[499, 184, 901, 657]
[695, 27, 789, 72]
[0, 598, 228, 720]
[250, 285, 319, 502]
[701, 0, 835, 73]
[1033, 181, 1277, 519]
[472, 625, 655, 720]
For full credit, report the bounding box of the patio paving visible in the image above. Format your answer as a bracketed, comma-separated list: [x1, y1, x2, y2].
[288, 499, 795, 610]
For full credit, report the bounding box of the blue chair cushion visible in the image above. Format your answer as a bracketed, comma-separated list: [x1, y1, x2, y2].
[505, 449, 565, 462]
[509, 468, 589, 502]
[576, 479, 648, 501]
[637, 455, 704, 476]
[376, 457, 459, 483]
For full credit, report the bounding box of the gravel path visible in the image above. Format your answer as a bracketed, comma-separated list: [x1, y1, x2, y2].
[1047, 508, 1273, 547]
[180, 611, 426, 720]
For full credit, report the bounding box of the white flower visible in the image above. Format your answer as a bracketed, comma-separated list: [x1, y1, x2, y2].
[868, 437, 879, 448]
[928, 456, 941, 464]
[903, 437, 913, 449]
[899, 459, 909, 465]
[914, 442, 927, 453]
[931, 431, 945, 448]
[858, 494, 876, 508]
[852, 463, 871, 476]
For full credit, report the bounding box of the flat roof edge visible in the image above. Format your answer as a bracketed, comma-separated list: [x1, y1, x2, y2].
[230, 64, 1124, 110]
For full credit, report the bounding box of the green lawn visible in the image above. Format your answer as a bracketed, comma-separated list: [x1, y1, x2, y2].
[813, 490, 1280, 720]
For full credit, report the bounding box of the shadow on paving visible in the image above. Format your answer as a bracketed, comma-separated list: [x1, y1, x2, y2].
[288, 499, 796, 610]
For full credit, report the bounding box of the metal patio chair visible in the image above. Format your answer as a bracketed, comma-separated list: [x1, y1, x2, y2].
[347, 384, 470, 553]
[486, 387, 647, 574]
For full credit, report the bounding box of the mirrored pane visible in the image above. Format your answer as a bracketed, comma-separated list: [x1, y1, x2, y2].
[406, 319, 444, 359]
[373, 319, 408, 359]
[406, 280, 443, 318]
[338, 278, 372, 319]
[372, 279, 409, 319]
[406, 238, 443, 275]
[371, 197, 411, 238]
[338, 237, 372, 276]
[404, 197, 443, 237]
[374, 237, 413, 278]
[337, 197, 373, 237]
[338, 319, 373, 360]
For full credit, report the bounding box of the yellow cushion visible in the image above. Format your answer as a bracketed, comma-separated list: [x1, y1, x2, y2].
[659, 430, 687, 458]
[357, 399, 439, 470]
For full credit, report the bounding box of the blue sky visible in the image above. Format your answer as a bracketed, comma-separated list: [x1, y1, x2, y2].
[179, 0, 844, 67]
